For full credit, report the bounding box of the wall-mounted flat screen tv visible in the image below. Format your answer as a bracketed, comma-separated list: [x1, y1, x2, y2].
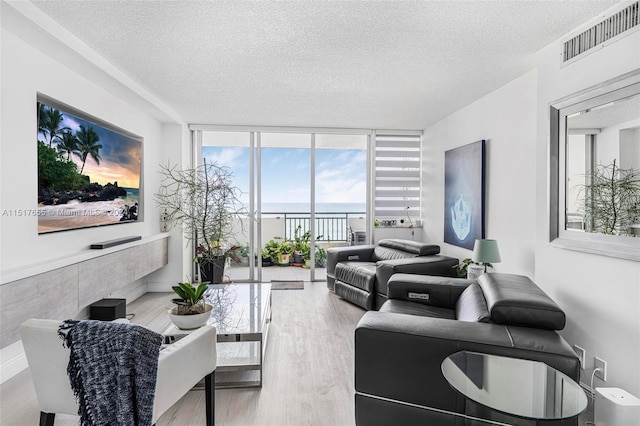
[37, 95, 143, 234]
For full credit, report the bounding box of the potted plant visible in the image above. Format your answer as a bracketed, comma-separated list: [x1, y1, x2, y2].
[278, 241, 294, 265]
[155, 159, 245, 283]
[263, 240, 281, 265]
[315, 246, 327, 268]
[260, 246, 273, 267]
[453, 258, 493, 278]
[301, 244, 312, 268]
[167, 282, 213, 330]
[292, 226, 309, 264]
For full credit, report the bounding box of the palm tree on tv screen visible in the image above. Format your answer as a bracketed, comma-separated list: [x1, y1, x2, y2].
[56, 131, 80, 160]
[39, 106, 70, 147]
[76, 124, 102, 174]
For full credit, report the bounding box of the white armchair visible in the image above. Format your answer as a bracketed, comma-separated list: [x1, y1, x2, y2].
[20, 319, 217, 426]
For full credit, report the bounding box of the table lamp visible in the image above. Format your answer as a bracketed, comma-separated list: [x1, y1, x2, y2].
[472, 239, 502, 272]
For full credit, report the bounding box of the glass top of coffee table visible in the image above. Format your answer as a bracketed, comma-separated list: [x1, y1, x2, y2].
[441, 351, 587, 421]
[164, 283, 271, 337]
[204, 283, 270, 336]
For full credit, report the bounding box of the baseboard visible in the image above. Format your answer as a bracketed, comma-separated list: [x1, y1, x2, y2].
[0, 340, 28, 385]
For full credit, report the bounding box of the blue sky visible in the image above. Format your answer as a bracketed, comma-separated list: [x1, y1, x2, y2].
[38, 104, 141, 188]
[202, 146, 366, 205]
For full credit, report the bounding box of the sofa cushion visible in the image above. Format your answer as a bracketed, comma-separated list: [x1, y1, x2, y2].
[377, 239, 441, 256]
[455, 283, 491, 323]
[335, 262, 377, 292]
[478, 273, 566, 330]
[371, 246, 417, 262]
[380, 299, 456, 320]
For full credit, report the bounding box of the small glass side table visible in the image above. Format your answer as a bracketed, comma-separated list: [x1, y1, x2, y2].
[441, 351, 587, 425]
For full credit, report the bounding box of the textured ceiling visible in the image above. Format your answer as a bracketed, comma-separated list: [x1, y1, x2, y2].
[30, 0, 618, 129]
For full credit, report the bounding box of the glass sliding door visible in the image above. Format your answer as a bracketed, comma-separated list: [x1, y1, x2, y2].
[196, 127, 371, 283]
[314, 134, 368, 280]
[259, 132, 311, 282]
[200, 131, 255, 282]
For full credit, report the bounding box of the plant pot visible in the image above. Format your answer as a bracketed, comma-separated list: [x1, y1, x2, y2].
[277, 253, 291, 265]
[199, 256, 226, 284]
[168, 303, 213, 330]
[262, 260, 273, 267]
[293, 253, 304, 264]
[304, 259, 311, 269]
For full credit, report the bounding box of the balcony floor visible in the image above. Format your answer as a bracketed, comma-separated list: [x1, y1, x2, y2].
[225, 263, 327, 283]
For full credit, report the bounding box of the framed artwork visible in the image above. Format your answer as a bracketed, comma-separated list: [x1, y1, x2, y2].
[444, 140, 485, 250]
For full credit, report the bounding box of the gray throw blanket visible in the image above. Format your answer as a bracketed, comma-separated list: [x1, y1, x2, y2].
[58, 320, 163, 426]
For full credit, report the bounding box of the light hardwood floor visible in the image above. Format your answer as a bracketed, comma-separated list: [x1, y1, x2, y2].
[0, 282, 594, 426]
[0, 281, 365, 426]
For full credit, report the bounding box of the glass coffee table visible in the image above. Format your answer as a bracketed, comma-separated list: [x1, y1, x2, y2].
[164, 283, 272, 388]
[441, 351, 587, 425]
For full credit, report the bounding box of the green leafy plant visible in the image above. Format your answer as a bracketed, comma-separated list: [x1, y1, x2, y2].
[315, 246, 327, 267]
[292, 225, 325, 265]
[263, 240, 282, 263]
[280, 241, 294, 255]
[171, 282, 208, 315]
[293, 226, 311, 254]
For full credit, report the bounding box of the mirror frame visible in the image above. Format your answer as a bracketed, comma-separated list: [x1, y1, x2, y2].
[549, 69, 640, 262]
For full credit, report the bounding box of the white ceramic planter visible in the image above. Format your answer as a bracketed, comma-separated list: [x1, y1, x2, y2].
[168, 303, 213, 330]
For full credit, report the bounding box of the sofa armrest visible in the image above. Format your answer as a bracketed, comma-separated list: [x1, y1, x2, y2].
[386, 274, 474, 309]
[326, 245, 376, 277]
[375, 256, 459, 296]
[355, 312, 580, 416]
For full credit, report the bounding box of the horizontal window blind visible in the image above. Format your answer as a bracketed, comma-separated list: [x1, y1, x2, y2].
[374, 133, 421, 218]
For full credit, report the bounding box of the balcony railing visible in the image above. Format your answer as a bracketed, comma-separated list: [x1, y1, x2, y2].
[262, 211, 366, 242]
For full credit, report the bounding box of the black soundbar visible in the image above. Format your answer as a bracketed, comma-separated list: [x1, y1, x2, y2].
[90, 236, 142, 249]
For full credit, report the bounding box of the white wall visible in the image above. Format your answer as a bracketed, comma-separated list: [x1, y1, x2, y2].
[0, 2, 190, 382]
[535, 28, 640, 395]
[0, 4, 188, 292]
[423, 9, 640, 396]
[422, 69, 538, 278]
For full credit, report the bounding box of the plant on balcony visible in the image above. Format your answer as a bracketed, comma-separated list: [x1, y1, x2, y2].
[315, 246, 327, 268]
[263, 240, 281, 264]
[154, 160, 245, 283]
[278, 241, 294, 265]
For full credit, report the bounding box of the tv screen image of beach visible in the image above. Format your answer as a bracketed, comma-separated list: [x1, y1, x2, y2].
[37, 98, 142, 234]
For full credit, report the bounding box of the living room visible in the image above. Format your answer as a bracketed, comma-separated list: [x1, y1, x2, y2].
[1, 1, 639, 425]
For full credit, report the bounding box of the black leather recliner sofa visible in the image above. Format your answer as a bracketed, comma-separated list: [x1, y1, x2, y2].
[326, 239, 459, 310]
[355, 273, 581, 425]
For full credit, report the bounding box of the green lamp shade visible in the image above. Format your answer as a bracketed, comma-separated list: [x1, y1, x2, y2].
[472, 239, 502, 264]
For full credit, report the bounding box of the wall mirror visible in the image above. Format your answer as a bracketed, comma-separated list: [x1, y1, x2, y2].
[550, 70, 640, 261]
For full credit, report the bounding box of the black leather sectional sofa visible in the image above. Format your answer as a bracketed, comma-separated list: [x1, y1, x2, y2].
[326, 239, 459, 310]
[355, 273, 581, 425]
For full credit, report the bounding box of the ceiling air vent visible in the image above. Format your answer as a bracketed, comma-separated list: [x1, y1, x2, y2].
[563, 0, 639, 63]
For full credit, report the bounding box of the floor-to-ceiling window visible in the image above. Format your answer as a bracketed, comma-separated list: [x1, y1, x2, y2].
[194, 126, 415, 283]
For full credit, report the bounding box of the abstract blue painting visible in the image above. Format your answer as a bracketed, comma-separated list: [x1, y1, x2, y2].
[444, 140, 485, 250]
